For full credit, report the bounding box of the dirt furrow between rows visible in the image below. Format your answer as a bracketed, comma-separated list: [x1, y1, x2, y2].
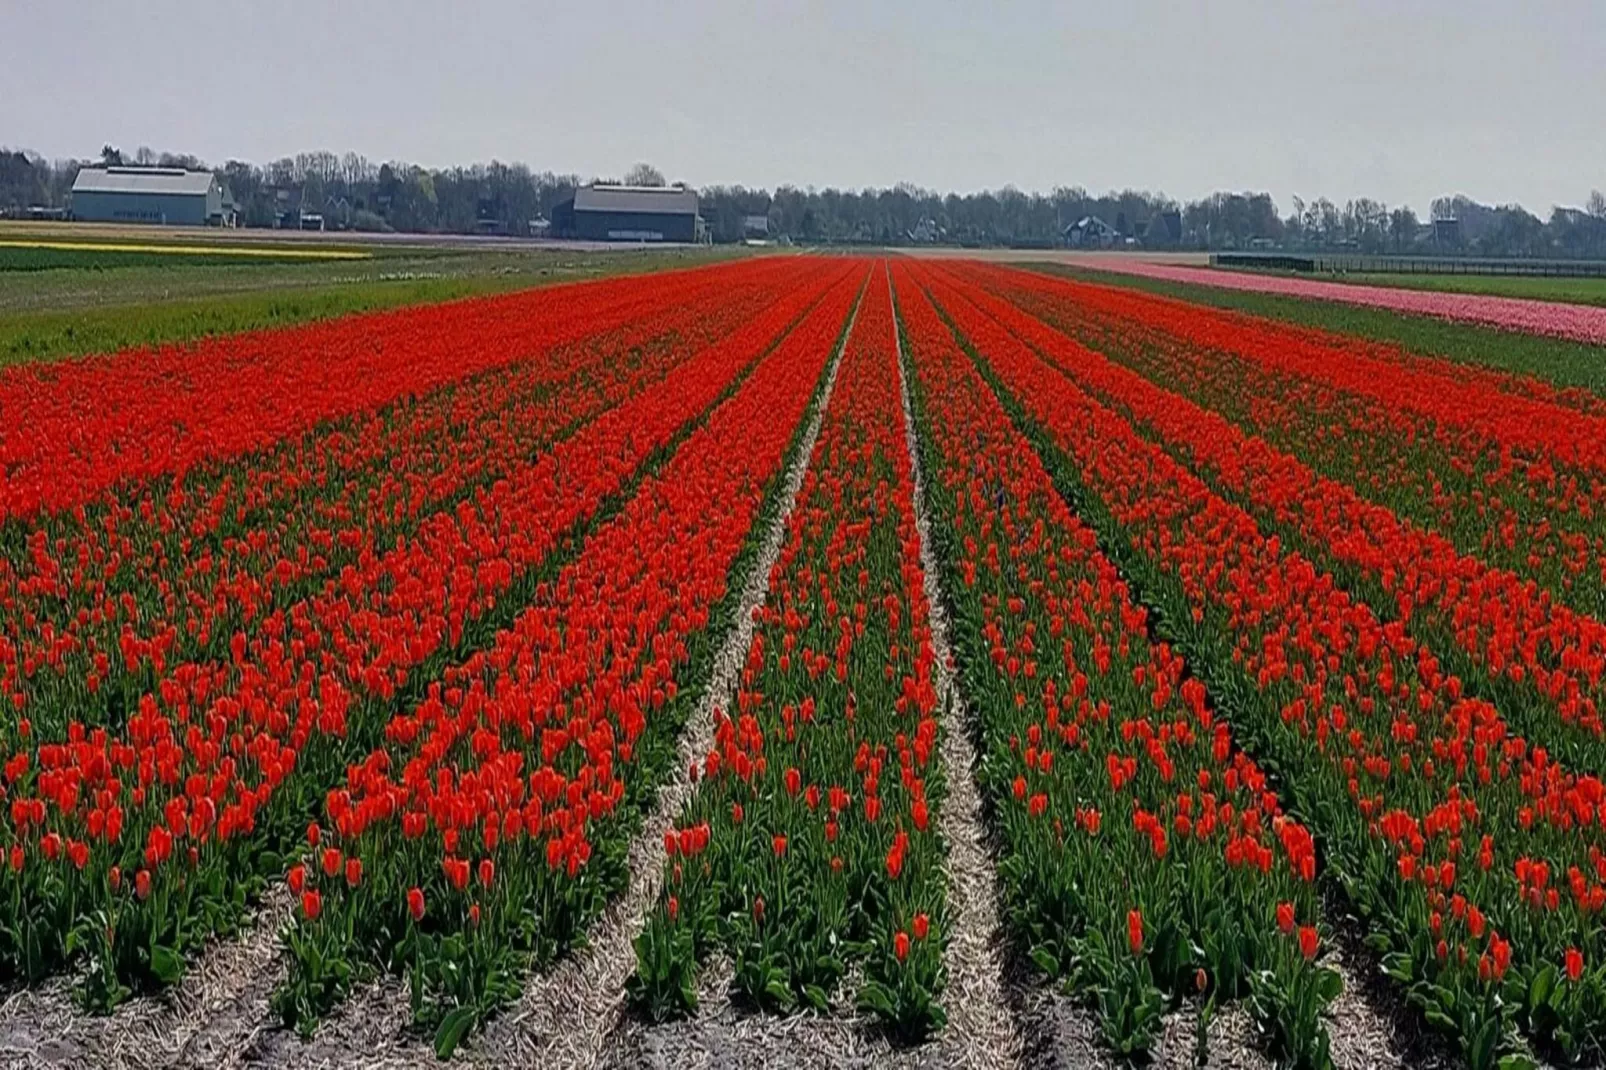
[892, 275, 1020, 1070]
[0, 885, 292, 1070]
[599, 262, 1031, 1070]
[516, 280, 860, 1070]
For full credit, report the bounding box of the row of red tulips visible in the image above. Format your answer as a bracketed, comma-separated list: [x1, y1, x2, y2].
[0, 259, 815, 741]
[0, 259, 857, 1008]
[630, 266, 950, 1036]
[944, 265, 1606, 776]
[977, 265, 1606, 625]
[893, 264, 1335, 1064]
[965, 264, 1606, 478]
[0, 256, 792, 522]
[270, 266, 869, 1052]
[912, 260, 1606, 1067]
[982, 267, 1606, 419]
[1047, 257, 1606, 349]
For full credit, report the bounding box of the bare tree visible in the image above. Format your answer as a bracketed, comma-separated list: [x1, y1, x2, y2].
[623, 162, 666, 187]
[1389, 206, 1419, 252]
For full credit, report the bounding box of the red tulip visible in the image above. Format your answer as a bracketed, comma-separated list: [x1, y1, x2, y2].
[1492, 936, 1511, 979]
[1276, 902, 1295, 935]
[407, 886, 426, 922]
[1127, 909, 1143, 955]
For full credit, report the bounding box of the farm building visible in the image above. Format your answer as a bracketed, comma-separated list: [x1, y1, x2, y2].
[70, 167, 231, 226]
[1143, 210, 1183, 246]
[551, 184, 700, 242]
[1063, 215, 1118, 248]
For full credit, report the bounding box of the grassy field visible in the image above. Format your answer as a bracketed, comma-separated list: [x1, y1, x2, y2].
[1315, 270, 1606, 307]
[0, 242, 373, 271]
[0, 219, 468, 252]
[0, 241, 748, 366]
[1023, 263, 1606, 395]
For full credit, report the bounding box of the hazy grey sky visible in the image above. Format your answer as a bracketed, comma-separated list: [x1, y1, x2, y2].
[4, 0, 1602, 214]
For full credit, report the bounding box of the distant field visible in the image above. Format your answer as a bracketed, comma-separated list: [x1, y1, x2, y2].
[0, 241, 372, 271]
[900, 247, 1210, 267]
[1318, 270, 1606, 306]
[0, 218, 669, 254]
[0, 240, 750, 366]
[1021, 261, 1606, 394]
[902, 247, 1606, 309]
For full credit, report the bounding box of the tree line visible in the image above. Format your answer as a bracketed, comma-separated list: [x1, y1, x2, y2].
[2, 145, 1604, 258]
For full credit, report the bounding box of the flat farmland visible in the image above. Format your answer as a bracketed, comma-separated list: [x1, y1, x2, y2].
[0, 252, 1604, 1070]
[0, 222, 744, 366]
[924, 249, 1606, 344]
[1319, 272, 1606, 307]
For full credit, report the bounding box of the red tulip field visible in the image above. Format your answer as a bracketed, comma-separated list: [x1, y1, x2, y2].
[2, 253, 1605, 1069]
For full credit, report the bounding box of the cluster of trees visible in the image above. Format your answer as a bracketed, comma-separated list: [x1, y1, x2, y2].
[216, 152, 591, 233]
[698, 184, 1176, 247]
[2, 144, 1604, 258]
[1, 146, 592, 234]
[1277, 192, 1606, 259]
[635, 181, 1606, 258]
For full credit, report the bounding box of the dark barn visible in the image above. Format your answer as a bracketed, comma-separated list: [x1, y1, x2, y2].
[552, 184, 699, 242]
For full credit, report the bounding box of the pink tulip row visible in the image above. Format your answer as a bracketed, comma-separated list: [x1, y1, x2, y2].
[1052, 255, 1606, 345]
